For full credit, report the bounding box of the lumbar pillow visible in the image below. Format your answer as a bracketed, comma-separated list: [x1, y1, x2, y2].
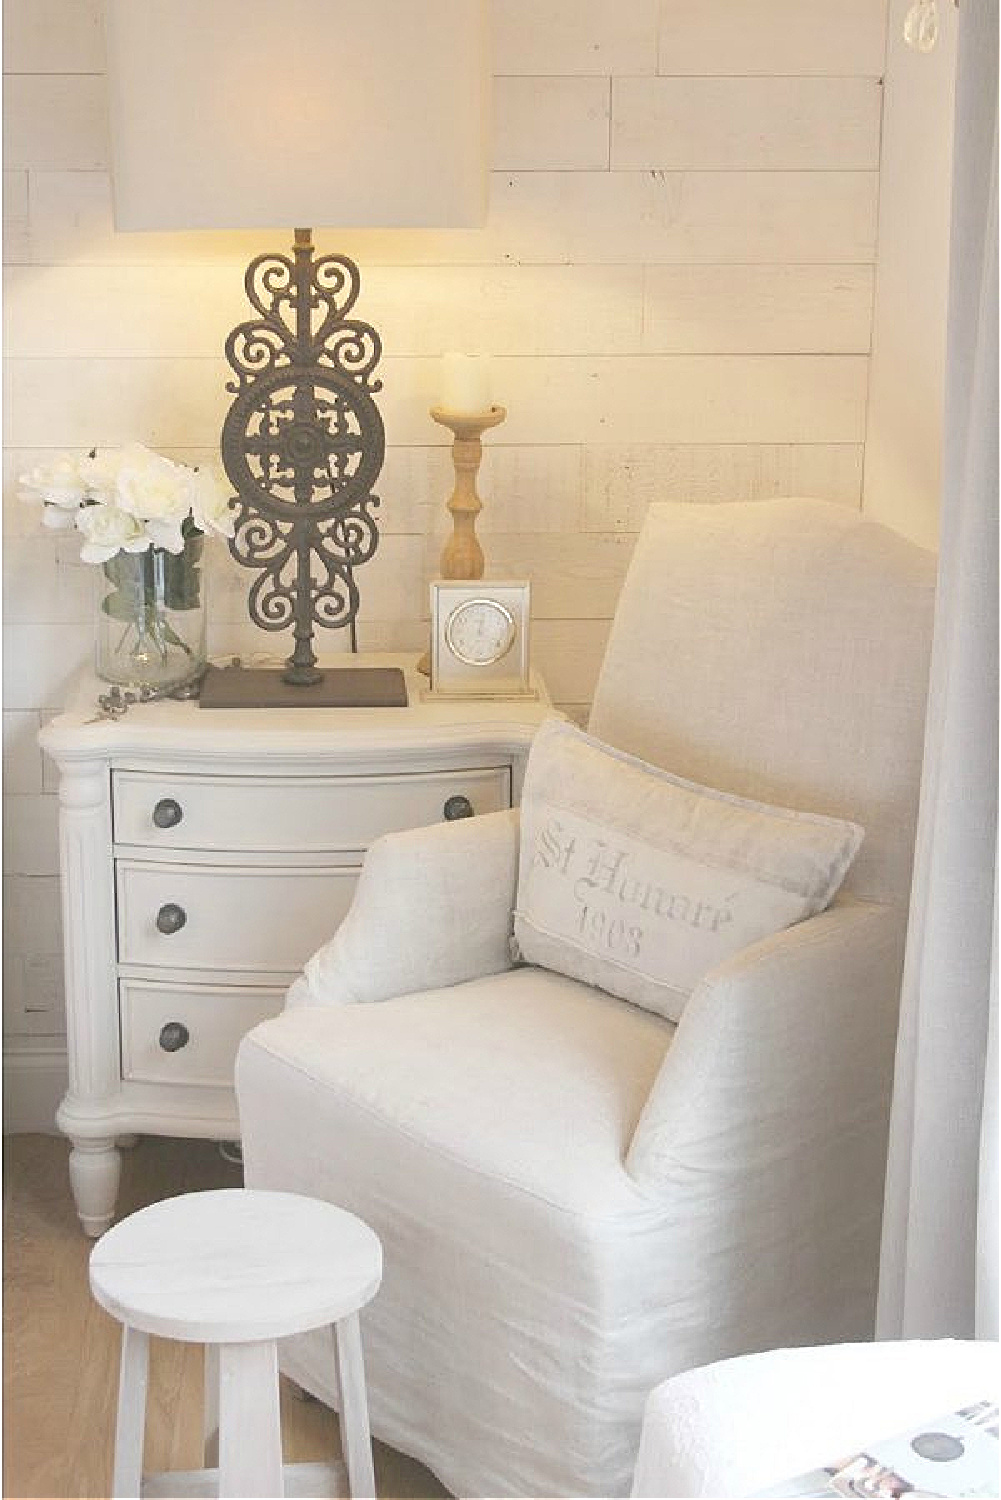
[513, 719, 864, 1023]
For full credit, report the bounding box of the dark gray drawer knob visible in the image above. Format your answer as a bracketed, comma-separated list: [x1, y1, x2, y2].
[158, 1021, 190, 1052]
[156, 902, 187, 935]
[444, 794, 474, 821]
[152, 798, 183, 829]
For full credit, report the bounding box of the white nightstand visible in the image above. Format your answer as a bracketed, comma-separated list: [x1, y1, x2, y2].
[41, 656, 553, 1236]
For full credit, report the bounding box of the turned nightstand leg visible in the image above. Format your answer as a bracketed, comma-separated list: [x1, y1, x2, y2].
[68, 1137, 121, 1237]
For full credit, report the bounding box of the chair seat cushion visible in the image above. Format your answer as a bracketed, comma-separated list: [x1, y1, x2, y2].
[239, 966, 673, 1216]
[237, 969, 678, 1496]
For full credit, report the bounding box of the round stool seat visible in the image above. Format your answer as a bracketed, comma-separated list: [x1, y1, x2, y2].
[90, 1188, 382, 1344]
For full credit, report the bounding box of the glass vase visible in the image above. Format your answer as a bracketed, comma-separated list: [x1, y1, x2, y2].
[96, 534, 207, 694]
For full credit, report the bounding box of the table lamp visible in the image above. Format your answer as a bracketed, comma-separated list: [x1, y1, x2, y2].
[104, 0, 489, 707]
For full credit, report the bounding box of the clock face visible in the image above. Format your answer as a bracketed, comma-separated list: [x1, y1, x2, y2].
[444, 598, 517, 667]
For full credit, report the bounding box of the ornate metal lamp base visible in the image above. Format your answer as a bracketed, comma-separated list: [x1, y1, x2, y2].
[198, 663, 407, 710]
[219, 228, 387, 694]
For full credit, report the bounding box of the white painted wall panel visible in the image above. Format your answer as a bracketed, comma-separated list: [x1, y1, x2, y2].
[492, 0, 659, 75]
[8, 353, 868, 450]
[3, 264, 646, 357]
[583, 443, 864, 530]
[460, 356, 869, 446]
[494, 77, 611, 169]
[530, 618, 613, 705]
[1, 0, 104, 73]
[483, 171, 879, 265]
[3, 171, 29, 262]
[2, 794, 59, 877]
[1, 535, 93, 623]
[2, 621, 91, 711]
[658, 0, 888, 77]
[22, 168, 880, 267]
[642, 265, 874, 353]
[2, 712, 45, 795]
[863, 0, 958, 547]
[2, 76, 108, 171]
[478, 534, 635, 616]
[612, 77, 883, 171]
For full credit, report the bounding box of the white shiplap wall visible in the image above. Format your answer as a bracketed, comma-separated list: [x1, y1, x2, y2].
[1, 0, 886, 1100]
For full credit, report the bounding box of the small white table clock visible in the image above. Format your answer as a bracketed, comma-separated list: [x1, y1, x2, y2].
[430, 580, 533, 698]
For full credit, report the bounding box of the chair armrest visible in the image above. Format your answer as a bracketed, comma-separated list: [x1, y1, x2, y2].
[627, 896, 906, 1186]
[287, 807, 520, 1009]
[622, 896, 907, 1354]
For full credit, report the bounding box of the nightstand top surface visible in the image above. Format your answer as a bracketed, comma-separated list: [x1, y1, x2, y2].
[41, 654, 555, 769]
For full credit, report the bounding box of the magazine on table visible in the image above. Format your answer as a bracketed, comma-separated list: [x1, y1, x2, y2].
[757, 1400, 999, 1498]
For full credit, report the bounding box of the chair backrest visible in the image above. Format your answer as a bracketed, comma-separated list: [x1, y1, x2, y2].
[589, 500, 937, 906]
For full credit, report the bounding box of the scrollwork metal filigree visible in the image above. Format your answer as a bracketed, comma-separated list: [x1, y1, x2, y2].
[220, 231, 385, 684]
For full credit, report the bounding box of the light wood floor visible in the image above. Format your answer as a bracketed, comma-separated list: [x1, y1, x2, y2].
[3, 1133, 450, 1500]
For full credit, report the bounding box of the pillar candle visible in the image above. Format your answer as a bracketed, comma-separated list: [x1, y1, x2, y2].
[440, 353, 492, 415]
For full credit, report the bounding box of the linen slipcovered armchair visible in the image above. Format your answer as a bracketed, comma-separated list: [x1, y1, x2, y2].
[236, 499, 936, 1499]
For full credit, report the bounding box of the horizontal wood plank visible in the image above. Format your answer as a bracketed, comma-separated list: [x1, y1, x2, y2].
[24, 169, 879, 267]
[6, 262, 873, 358]
[7, 354, 869, 449]
[613, 76, 883, 171]
[491, 0, 659, 74]
[425, 443, 585, 537]
[3, 264, 646, 358]
[466, 533, 637, 617]
[2, 75, 107, 171]
[657, 0, 889, 77]
[583, 443, 864, 528]
[494, 77, 610, 169]
[642, 265, 874, 353]
[1, 0, 105, 72]
[2, 170, 29, 262]
[531, 618, 613, 704]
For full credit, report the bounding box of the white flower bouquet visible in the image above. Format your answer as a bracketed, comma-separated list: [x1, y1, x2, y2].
[20, 444, 235, 691]
[19, 443, 233, 560]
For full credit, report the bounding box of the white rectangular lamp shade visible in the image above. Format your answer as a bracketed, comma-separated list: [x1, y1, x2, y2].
[105, 0, 489, 232]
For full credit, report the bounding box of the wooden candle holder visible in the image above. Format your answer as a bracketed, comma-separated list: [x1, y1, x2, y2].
[431, 403, 506, 578]
[418, 404, 506, 676]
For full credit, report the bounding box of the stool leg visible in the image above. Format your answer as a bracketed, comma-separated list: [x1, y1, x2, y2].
[112, 1324, 149, 1499]
[204, 1343, 219, 1467]
[334, 1313, 376, 1500]
[218, 1340, 283, 1499]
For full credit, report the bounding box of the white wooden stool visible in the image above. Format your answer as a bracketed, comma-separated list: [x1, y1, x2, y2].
[89, 1189, 382, 1499]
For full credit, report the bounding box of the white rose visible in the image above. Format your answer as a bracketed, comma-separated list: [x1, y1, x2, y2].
[189, 466, 235, 538]
[19, 456, 87, 512]
[143, 513, 187, 554]
[41, 504, 78, 530]
[76, 503, 149, 565]
[78, 448, 125, 505]
[115, 444, 192, 523]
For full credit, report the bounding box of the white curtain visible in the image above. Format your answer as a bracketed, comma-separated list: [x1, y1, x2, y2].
[877, 0, 998, 1341]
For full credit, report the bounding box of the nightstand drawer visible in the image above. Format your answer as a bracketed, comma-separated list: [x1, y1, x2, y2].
[120, 979, 285, 1086]
[116, 861, 358, 973]
[112, 767, 512, 853]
